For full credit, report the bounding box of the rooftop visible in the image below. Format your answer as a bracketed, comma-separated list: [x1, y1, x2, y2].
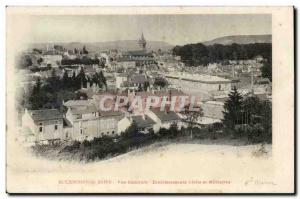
[151, 109, 181, 122]
[132, 115, 156, 128]
[64, 100, 93, 107]
[123, 50, 153, 57]
[130, 74, 149, 84]
[63, 118, 73, 128]
[165, 72, 231, 84]
[205, 101, 225, 106]
[99, 110, 123, 117]
[29, 109, 64, 122]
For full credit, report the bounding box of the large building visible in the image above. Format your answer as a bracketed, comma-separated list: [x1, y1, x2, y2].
[165, 72, 233, 100]
[115, 33, 156, 68]
[121, 50, 156, 67]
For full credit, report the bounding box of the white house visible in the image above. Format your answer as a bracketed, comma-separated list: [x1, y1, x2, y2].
[64, 100, 123, 141]
[21, 109, 64, 144]
[131, 115, 156, 134]
[116, 74, 128, 89]
[147, 109, 182, 133]
[117, 117, 132, 134]
[41, 54, 63, 68]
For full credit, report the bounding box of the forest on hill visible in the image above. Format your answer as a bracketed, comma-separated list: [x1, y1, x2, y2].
[172, 43, 272, 67]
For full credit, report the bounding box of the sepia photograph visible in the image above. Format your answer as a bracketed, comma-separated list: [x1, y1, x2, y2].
[5, 6, 294, 194]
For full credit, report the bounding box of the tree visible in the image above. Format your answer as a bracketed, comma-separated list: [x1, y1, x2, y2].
[47, 69, 60, 92]
[123, 121, 139, 138]
[169, 122, 179, 138]
[222, 87, 243, 130]
[181, 106, 203, 139]
[37, 57, 44, 65]
[76, 67, 87, 89]
[242, 95, 261, 126]
[260, 101, 272, 143]
[261, 60, 272, 81]
[62, 70, 69, 89]
[91, 71, 107, 89]
[153, 78, 167, 88]
[29, 78, 49, 109]
[19, 55, 33, 69]
[82, 46, 89, 54]
[99, 71, 107, 86]
[71, 71, 76, 88]
[143, 81, 150, 91]
[172, 43, 272, 67]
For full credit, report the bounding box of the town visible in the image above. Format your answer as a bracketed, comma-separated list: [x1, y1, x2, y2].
[16, 33, 272, 160]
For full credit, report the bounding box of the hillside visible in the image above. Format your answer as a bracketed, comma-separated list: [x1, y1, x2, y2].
[8, 140, 273, 193]
[203, 34, 272, 45]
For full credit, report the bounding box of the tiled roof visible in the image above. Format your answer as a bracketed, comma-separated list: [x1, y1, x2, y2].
[130, 74, 148, 84]
[132, 115, 155, 128]
[154, 89, 186, 97]
[70, 105, 97, 115]
[29, 109, 64, 122]
[100, 110, 123, 117]
[64, 100, 93, 107]
[124, 50, 153, 57]
[151, 109, 181, 122]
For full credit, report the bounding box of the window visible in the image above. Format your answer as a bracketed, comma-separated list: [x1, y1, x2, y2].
[54, 125, 58, 130]
[112, 131, 115, 134]
[80, 129, 83, 134]
[39, 126, 43, 132]
[66, 132, 68, 138]
[107, 132, 109, 135]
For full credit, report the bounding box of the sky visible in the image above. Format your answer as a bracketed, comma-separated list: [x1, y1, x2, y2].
[25, 14, 271, 45]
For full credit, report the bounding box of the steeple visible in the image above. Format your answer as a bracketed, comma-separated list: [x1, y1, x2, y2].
[138, 32, 147, 51]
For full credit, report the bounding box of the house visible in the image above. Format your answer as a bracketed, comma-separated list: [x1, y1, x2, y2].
[21, 109, 64, 144]
[41, 53, 63, 68]
[122, 50, 156, 67]
[254, 55, 264, 63]
[116, 74, 128, 89]
[147, 109, 182, 133]
[255, 78, 270, 85]
[129, 74, 150, 88]
[115, 57, 136, 69]
[64, 100, 123, 141]
[131, 115, 156, 134]
[117, 117, 132, 134]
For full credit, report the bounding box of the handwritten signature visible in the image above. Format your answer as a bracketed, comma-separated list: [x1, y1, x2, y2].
[244, 177, 277, 186]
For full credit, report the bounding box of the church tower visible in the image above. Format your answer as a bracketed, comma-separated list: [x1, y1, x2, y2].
[138, 33, 147, 51]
